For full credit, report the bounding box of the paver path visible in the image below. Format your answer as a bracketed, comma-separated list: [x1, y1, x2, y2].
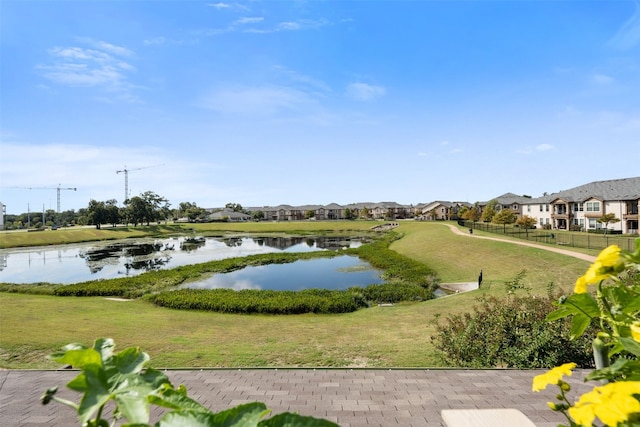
[0, 368, 592, 427]
[444, 224, 597, 263]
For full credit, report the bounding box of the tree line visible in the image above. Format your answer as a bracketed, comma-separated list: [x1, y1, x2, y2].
[3, 191, 211, 230]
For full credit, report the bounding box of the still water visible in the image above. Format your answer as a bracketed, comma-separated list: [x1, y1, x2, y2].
[0, 236, 372, 286]
[183, 256, 382, 291]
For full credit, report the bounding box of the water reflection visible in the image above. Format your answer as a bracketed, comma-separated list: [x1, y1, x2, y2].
[184, 256, 382, 291]
[0, 236, 367, 284]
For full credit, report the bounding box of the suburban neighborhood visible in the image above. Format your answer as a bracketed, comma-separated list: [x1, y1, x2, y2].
[210, 177, 640, 235]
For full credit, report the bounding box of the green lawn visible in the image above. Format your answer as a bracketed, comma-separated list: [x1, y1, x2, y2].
[0, 221, 595, 369]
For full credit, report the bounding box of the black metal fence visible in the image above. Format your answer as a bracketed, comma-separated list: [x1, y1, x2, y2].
[459, 220, 637, 253]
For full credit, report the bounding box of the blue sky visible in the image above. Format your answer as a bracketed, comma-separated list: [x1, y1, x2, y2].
[1, 0, 639, 215]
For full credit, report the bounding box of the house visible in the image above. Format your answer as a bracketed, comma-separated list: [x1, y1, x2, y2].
[478, 193, 532, 220]
[208, 208, 251, 222]
[520, 177, 640, 233]
[416, 201, 472, 220]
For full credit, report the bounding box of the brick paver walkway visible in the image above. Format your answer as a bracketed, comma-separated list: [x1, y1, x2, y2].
[1, 368, 592, 426]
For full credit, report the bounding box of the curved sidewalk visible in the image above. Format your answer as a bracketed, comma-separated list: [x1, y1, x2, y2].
[0, 368, 592, 427]
[444, 224, 596, 263]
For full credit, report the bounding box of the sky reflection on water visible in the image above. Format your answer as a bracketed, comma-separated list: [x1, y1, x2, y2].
[0, 236, 366, 285]
[183, 255, 382, 291]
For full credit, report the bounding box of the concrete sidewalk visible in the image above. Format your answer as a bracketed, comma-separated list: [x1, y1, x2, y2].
[0, 368, 592, 426]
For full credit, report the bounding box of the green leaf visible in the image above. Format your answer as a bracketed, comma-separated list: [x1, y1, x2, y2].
[51, 348, 102, 368]
[158, 410, 220, 427]
[546, 293, 599, 322]
[619, 336, 640, 357]
[148, 387, 211, 413]
[77, 365, 112, 424]
[114, 393, 151, 425]
[93, 338, 116, 363]
[211, 402, 270, 427]
[259, 412, 340, 427]
[113, 347, 150, 375]
[569, 313, 592, 340]
[66, 372, 89, 393]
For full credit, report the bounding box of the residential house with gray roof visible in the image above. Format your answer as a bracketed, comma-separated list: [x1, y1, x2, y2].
[520, 177, 640, 233]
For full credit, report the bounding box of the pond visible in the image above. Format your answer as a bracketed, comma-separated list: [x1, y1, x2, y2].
[182, 255, 383, 291]
[0, 236, 370, 285]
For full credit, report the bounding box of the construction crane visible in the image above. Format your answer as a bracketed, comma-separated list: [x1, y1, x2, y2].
[116, 164, 163, 203]
[1, 184, 77, 212]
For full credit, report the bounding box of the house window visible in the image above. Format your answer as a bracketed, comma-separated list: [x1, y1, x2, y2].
[512, 204, 518, 210]
[527, 205, 531, 212]
[545, 218, 549, 224]
[546, 204, 550, 212]
[539, 204, 543, 212]
[588, 218, 598, 229]
[586, 202, 600, 212]
[539, 218, 544, 225]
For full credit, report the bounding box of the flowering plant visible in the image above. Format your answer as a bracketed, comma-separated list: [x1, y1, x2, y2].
[532, 238, 640, 427]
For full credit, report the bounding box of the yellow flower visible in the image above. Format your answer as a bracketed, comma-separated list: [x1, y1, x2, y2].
[632, 322, 640, 343]
[568, 381, 640, 427]
[532, 362, 577, 392]
[574, 245, 623, 293]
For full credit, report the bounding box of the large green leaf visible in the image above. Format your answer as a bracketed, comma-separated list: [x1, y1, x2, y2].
[569, 313, 592, 340]
[546, 293, 599, 322]
[259, 413, 340, 427]
[158, 410, 219, 427]
[114, 393, 151, 425]
[51, 347, 102, 369]
[113, 347, 150, 375]
[93, 338, 116, 363]
[619, 336, 640, 357]
[210, 402, 270, 427]
[77, 364, 112, 424]
[148, 387, 211, 413]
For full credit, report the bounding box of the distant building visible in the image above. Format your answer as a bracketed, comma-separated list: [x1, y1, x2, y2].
[0, 201, 5, 230]
[519, 177, 640, 234]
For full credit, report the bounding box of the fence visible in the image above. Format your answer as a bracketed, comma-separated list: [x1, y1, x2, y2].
[459, 220, 637, 253]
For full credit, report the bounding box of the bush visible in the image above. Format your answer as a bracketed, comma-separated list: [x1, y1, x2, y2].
[145, 288, 369, 314]
[431, 292, 595, 369]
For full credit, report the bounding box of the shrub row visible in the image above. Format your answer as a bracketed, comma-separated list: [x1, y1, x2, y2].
[431, 292, 595, 369]
[145, 288, 368, 314]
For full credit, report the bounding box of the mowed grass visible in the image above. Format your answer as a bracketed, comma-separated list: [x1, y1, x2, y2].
[0, 221, 595, 369]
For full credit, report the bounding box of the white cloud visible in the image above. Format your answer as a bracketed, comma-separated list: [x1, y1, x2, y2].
[608, 0, 640, 50]
[278, 22, 301, 31]
[208, 2, 231, 9]
[517, 144, 555, 155]
[346, 82, 386, 101]
[37, 40, 138, 101]
[536, 144, 555, 151]
[450, 148, 463, 154]
[199, 85, 316, 115]
[234, 17, 264, 25]
[590, 73, 614, 85]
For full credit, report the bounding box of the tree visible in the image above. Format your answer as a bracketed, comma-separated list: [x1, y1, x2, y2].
[87, 199, 107, 229]
[124, 196, 147, 226]
[492, 208, 516, 232]
[305, 210, 315, 219]
[344, 208, 354, 220]
[429, 208, 438, 221]
[516, 215, 538, 238]
[103, 199, 120, 227]
[251, 210, 264, 221]
[139, 191, 170, 225]
[178, 202, 205, 222]
[225, 202, 244, 212]
[359, 207, 370, 219]
[597, 213, 620, 235]
[480, 200, 498, 223]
